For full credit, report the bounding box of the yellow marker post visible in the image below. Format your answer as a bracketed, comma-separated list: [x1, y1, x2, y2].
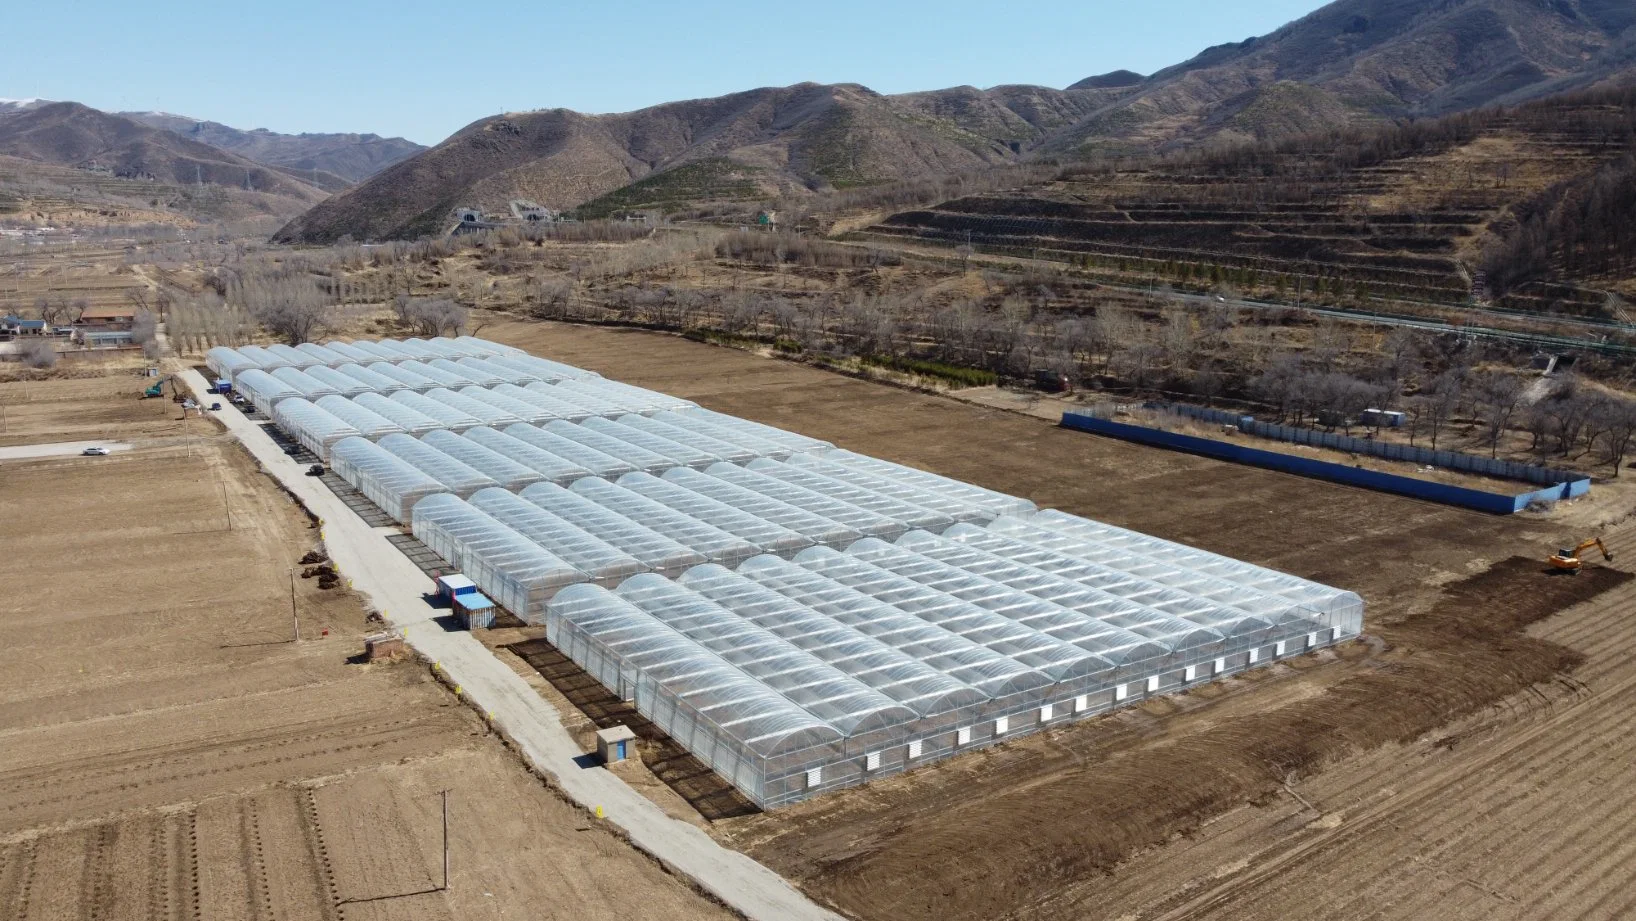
[595, 806, 604, 819]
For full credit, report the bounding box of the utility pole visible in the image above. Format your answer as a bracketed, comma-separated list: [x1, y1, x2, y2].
[290, 568, 300, 642]
[441, 789, 450, 891]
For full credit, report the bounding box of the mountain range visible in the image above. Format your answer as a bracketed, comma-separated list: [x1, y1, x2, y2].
[274, 0, 1636, 243]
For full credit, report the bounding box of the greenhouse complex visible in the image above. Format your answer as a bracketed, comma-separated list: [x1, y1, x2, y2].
[210, 337, 1364, 808]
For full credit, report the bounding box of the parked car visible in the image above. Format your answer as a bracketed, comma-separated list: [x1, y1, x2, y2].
[305, 464, 325, 476]
[81, 446, 110, 456]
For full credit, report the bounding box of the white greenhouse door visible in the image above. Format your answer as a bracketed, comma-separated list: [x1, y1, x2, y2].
[1146, 675, 1160, 693]
[1039, 704, 1053, 723]
[1074, 695, 1089, 713]
[866, 751, 881, 771]
[957, 726, 972, 745]
[1115, 684, 1129, 702]
[1308, 631, 1319, 648]
[908, 740, 922, 759]
[1248, 648, 1259, 664]
[995, 716, 1010, 735]
[1214, 657, 1226, 675]
[1184, 665, 1198, 682]
[1275, 640, 1287, 656]
[806, 768, 823, 788]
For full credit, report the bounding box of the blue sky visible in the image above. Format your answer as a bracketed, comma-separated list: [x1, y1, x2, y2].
[9, 1, 1322, 145]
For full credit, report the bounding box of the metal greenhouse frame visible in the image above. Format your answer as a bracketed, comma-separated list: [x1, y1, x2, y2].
[567, 477, 761, 565]
[519, 482, 708, 575]
[461, 427, 596, 484]
[352, 392, 444, 436]
[329, 436, 450, 522]
[270, 398, 364, 460]
[468, 488, 646, 585]
[376, 433, 502, 497]
[313, 395, 405, 441]
[411, 494, 585, 621]
[420, 430, 548, 492]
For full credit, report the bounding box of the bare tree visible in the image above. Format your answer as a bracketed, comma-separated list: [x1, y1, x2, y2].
[1472, 371, 1525, 457]
[18, 339, 57, 369]
[1600, 398, 1636, 477]
[1421, 372, 1462, 450]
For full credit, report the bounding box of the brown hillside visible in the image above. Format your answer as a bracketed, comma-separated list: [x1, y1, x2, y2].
[121, 111, 425, 183]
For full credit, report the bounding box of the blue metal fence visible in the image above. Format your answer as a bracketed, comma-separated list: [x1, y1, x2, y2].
[1060, 412, 1588, 514]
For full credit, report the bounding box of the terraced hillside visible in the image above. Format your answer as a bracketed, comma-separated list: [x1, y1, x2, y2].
[865, 89, 1636, 319]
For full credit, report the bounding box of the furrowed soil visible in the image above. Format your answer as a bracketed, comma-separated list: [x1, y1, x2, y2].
[0, 372, 734, 921]
[482, 314, 1636, 921]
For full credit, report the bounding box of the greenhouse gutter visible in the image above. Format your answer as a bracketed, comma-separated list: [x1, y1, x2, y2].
[174, 366, 847, 921]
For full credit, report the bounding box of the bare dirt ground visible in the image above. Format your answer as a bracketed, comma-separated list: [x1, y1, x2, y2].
[0, 372, 206, 447]
[481, 314, 1636, 921]
[0, 371, 735, 921]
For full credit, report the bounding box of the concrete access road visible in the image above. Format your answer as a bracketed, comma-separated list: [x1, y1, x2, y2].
[0, 440, 133, 461]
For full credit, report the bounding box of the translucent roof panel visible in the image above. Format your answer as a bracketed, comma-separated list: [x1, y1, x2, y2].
[268, 367, 342, 401]
[581, 417, 723, 469]
[613, 575, 917, 736]
[547, 584, 845, 760]
[412, 494, 587, 621]
[847, 536, 1176, 674]
[398, 360, 477, 389]
[1008, 510, 1363, 634]
[303, 365, 374, 398]
[504, 424, 637, 479]
[616, 413, 759, 465]
[264, 343, 322, 369]
[462, 426, 596, 484]
[295, 343, 351, 367]
[353, 392, 444, 436]
[520, 482, 708, 574]
[527, 381, 631, 419]
[661, 466, 864, 548]
[385, 338, 442, 360]
[330, 436, 450, 523]
[571, 378, 695, 414]
[416, 388, 520, 427]
[677, 564, 985, 719]
[551, 379, 667, 416]
[456, 335, 526, 358]
[377, 432, 502, 497]
[457, 386, 560, 425]
[820, 449, 1036, 520]
[783, 454, 992, 526]
[469, 488, 645, 585]
[271, 398, 365, 461]
[342, 340, 407, 362]
[735, 554, 1052, 700]
[427, 357, 497, 386]
[388, 390, 483, 432]
[677, 406, 831, 456]
[568, 477, 760, 565]
[405, 337, 468, 359]
[702, 463, 904, 540]
[233, 369, 302, 413]
[793, 546, 1116, 686]
[235, 345, 292, 372]
[543, 420, 677, 473]
[615, 472, 814, 557]
[650, 410, 800, 461]
[745, 458, 958, 533]
[206, 347, 257, 379]
[323, 340, 378, 363]
[332, 363, 409, 394]
[368, 362, 440, 392]
[314, 395, 406, 441]
[421, 430, 547, 491]
[369, 339, 421, 361]
[898, 529, 1225, 665]
[509, 383, 598, 422]
[458, 356, 537, 384]
[490, 354, 597, 383]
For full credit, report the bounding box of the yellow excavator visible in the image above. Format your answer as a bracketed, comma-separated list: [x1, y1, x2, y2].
[1549, 538, 1614, 574]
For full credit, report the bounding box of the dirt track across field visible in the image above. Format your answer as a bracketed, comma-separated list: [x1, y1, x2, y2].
[0, 372, 735, 921]
[482, 315, 1636, 921]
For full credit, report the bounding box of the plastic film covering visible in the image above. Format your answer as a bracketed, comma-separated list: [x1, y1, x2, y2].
[294, 343, 351, 367]
[388, 390, 483, 432]
[526, 381, 630, 419]
[235, 345, 292, 373]
[678, 406, 831, 455]
[543, 420, 676, 473]
[313, 395, 405, 441]
[329, 436, 449, 522]
[520, 482, 707, 574]
[270, 398, 365, 460]
[462, 427, 595, 483]
[650, 410, 799, 461]
[457, 386, 560, 425]
[898, 529, 1228, 668]
[502, 383, 596, 422]
[615, 413, 760, 464]
[544, 379, 655, 416]
[783, 453, 993, 526]
[745, 458, 958, 533]
[456, 335, 525, 358]
[302, 365, 374, 398]
[367, 361, 439, 392]
[264, 343, 322, 369]
[702, 462, 904, 540]
[469, 488, 645, 585]
[995, 510, 1363, 635]
[559, 377, 693, 415]
[821, 449, 1036, 520]
[616, 472, 814, 557]
[547, 583, 843, 797]
[234, 369, 302, 414]
[340, 340, 406, 362]
[661, 466, 865, 548]
[332, 363, 408, 394]
[412, 494, 587, 621]
[405, 337, 467, 359]
[398, 360, 476, 389]
[420, 430, 547, 491]
[458, 356, 537, 384]
[352, 392, 443, 436]
[505, 425, 637, 479]
[369, 339, 421, 361]
[568, 477, 760, 565]
[268, 367, 342, 401]
[206, 347, 257, 379]
[581, 417, 723, 469]
[385, 338, 442, 360]
[322, 340, 377, 363]
[377, 433, 501, 497]
[415, 387, 520, 427]
[429, 357, 498, 386]
[489, 354, 595, 383]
